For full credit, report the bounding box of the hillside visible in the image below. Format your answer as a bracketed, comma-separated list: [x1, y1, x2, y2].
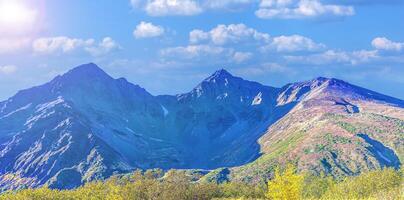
[228, 78, 403, 182]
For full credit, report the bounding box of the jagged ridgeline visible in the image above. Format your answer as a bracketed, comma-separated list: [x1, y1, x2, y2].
[0, 63, 403, 190]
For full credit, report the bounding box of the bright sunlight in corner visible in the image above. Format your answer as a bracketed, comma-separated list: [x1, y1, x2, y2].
[0, 0, 38, 33]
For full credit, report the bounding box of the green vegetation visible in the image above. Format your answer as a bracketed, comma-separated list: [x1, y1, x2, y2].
[337, 122, 357, 133]
[263, 131, 306, 161]
[1, 167, 402, 200]
[324, 133, 352, 144]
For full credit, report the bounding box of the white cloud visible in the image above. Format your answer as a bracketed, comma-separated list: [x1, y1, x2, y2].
[232, 52, 253, 63]
[161, 45, 228, 59]
[130, 0, 356, 19]
[130, 0, 357, 19]
[190, 23, 270, 45]
[133, 21, 165, 38]
[371, 37, 403, 51]
[255, 0, 354, 19]
[131, 0, 255, 16]
[259, 0, 294, 7]
[162, 23, 327, 66]
[189, 24, 323, 53]
[203, 0, 255, 9]
[33, 37, 94, 54]
[163, 24, 270, 64]
[85, 37, 121, 56]
[0, 65, 17, 75]
[262, 35, 325, 52]
[136, 0, 203, 16]
[285, 49, 378, 65]
[189, 29, 210, 43]
[350, 50, 379, 64]
[32, 36, 119, 56]
[161, 44, 253, 64]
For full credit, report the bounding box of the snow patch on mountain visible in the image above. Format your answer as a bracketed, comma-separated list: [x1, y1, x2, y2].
[0, 103, 32, 119]
[161, 105, 169, 116]
[217, 93, 228, 100]
[252, 92, 263, 105]
[36, 96, 66, 113]
[25, 110, 56, 129]
[53, 118, 72, 130]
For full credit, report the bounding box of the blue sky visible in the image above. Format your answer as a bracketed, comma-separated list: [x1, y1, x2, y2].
[0, 0, 403, 100]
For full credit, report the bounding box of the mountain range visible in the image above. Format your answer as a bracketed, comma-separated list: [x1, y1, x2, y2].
[0, 63, 403, 190]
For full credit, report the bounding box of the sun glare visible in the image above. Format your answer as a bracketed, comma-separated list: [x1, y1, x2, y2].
[0, 0, 37, 33]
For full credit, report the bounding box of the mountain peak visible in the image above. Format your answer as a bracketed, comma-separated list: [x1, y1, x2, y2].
[313, 76, 330, 82]
[314, 76, 352, 84]
[302, 77, 349, 88]
[57, 63, 112, 82]
[205, 69, 234, 82]
[66, 63, 107, 76]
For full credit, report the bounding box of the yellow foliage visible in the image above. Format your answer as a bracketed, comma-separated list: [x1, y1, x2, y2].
[321, 167, 403, 200]
[0, 167, 402, 200]
[267, 164, 304, 200]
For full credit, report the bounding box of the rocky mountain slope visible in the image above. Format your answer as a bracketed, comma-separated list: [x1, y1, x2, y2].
[228, 78, 403, 183]
[0, 63, 403, 190]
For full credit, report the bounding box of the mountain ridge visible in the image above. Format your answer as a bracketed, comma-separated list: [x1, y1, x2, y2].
[0, 63, 403, 190]
[2, 63, 403, 106]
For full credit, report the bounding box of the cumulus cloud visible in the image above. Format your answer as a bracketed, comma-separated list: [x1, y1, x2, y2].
[163, 24, 271, 64]
[203, 0, 255, 9]
[130, 0, 357, 20]
[189, 30, 210, 43]
[132, 0, 203, 16]
[131, 0, 257, 16]
[161, 45, 228, 59]
[32, 36, 119, 56]
[189, 24, 270, 45]
[262, 35, 325, 52]
[33, 37, 94, 54]
[85, 37, 121, 56]
[189, 24, 323, 52]
[0, 65, 17, 75]
[285, 49, 378, 65]
[133, 21, 165, 38]
[371, 37, 403, 51]
[255, 0, 355, 19]
[232, 52, 253, 63]
[161, 45, 253, 64]
[162, 23, 330, 66]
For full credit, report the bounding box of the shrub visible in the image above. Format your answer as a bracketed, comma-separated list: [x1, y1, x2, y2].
[266, 164, 304, 200]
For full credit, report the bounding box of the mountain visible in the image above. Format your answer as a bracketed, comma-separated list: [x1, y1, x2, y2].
[157, 68, 285, 169]
[0, 63, 403, 190]
[229, 77, 403, 183]
[0, 63, 166, 190]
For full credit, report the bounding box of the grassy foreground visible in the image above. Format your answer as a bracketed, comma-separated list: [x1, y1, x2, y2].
[1, 166, 402, 200]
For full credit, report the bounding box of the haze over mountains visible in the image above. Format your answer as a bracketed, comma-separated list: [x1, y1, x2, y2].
[0, 63, 403, 190]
